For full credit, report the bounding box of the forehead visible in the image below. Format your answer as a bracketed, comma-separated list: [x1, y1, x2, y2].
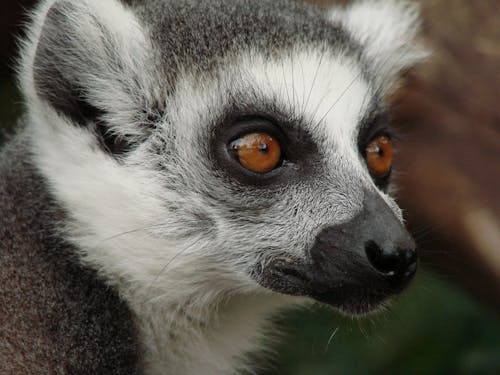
[168, 47, 375, 162]
[239, 49, 374, 149]
[132, 0, 376, 149]
[131, 0, 362, 83]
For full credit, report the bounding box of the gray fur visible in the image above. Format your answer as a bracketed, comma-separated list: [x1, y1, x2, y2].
[0, 131, 141, 373]
[132, 0, 362, 83]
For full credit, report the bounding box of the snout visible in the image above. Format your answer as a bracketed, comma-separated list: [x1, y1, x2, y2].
[308, 203, 417, 313]
[257, 191, 418, 315]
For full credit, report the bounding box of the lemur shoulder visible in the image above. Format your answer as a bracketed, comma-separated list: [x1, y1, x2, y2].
[0, 0, 424, 373]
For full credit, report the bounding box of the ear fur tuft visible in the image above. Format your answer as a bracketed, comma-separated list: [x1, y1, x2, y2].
[19, 0, 159, 152]
[329, 0, 427, 88]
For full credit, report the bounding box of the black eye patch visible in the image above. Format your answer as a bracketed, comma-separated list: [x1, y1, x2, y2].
[357, 109, 396, 190]
[357, 110, 392, 150]
[210, 104, 320, 187]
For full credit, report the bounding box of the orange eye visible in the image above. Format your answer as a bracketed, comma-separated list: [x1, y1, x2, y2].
[365, 135, 393, 177]
[230, 132, 282, 173]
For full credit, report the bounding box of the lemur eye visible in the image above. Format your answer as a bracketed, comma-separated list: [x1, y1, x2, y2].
[365, 135, 393, 177]
[229, 133, 282, 173]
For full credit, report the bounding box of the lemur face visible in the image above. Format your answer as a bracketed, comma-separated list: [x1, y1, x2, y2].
[165, 50, 417, 314]
[24, 0, 424, 315]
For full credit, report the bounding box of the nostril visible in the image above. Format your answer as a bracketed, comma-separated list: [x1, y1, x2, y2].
[365, 241, 400, 275]
[365, 241, 418, 278]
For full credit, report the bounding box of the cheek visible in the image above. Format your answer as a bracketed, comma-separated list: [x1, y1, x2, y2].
[225, 206, 311, 251]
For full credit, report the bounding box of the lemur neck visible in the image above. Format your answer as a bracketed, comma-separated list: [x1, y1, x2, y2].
[129, 292, 292, 375]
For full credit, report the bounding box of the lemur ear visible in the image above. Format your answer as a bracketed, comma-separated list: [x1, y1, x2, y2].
[27, 0, 157, 152]
[329, 0, 427, 88]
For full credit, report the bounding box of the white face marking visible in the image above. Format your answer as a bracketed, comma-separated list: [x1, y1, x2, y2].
[165, 48, 377, 215]
[240, 49, 373, 176]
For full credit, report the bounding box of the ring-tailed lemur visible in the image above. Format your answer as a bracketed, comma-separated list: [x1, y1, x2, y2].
[0, 0, 425, 373]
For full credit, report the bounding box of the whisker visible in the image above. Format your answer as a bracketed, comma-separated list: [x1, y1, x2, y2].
[304, 50, 325, 117]
[317, 71, 363, 126]
[99, 222, 170, 243]
[299, 56, 307, 117]
[309, 69, 337, 124]
[146, 236, 205, 295]
[290, 51, 296, 110]
[323, 326, 339, 354]
[281, 57, 292, 111]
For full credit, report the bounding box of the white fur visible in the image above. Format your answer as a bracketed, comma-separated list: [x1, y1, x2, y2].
[19, 0, 162, 141]
[329, 0, 427, 89]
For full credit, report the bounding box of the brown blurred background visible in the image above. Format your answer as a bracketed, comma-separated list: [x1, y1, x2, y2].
[1, 0, 499, 374]
[391, 0, 500, 311]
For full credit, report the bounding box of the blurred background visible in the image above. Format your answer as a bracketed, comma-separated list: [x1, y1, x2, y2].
[1, 0, 498, 374]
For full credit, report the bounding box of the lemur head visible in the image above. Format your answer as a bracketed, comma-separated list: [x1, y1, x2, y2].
[21, 0, 424, 315]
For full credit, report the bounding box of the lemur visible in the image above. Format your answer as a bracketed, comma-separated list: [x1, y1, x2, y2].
[0, 0, 425, 373]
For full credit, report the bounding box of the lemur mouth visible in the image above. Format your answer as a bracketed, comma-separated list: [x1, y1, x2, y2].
[255, 256, 416, 315]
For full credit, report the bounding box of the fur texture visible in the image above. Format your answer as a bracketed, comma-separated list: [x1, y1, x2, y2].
[0, 136, 141, 373]
[1, 0, 423, 373]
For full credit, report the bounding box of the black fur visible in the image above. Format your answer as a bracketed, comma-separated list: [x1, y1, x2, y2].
[33, 2, 102, 128]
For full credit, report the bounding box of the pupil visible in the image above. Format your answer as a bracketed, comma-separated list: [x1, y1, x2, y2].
[230, 140, 240, 151]
[258, 143, 269, 154]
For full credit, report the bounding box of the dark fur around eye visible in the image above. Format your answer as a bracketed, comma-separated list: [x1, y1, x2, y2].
[358, 109, 397, 190]
[210, 109, 319, 187]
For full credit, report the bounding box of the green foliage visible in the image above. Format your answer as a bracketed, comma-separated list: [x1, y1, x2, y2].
[265, 271, 500, 374]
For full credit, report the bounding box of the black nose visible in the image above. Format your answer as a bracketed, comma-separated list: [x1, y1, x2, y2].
[365, 240, 417, 283]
